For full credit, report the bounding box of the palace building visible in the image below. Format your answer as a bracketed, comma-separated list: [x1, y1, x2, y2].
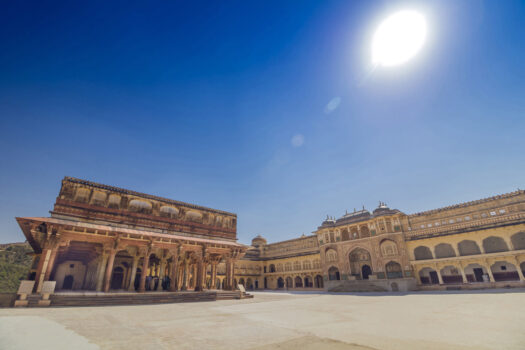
[17, 177, 247, 301]
[243, 190, 525, 292]
[15, 177, 525, 304]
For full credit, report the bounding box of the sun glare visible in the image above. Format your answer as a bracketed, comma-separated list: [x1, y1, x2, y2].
[372, 10, 427, 67]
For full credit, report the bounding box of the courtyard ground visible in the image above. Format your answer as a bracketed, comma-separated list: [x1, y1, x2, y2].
[0, 289, 523, 350]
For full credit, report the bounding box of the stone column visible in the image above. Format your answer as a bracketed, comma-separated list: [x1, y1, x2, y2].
[169, 255, 179, 292]
[484, 260, 494, 282]
[43, 246, 59, 281]
[96, 252, 109, 292]
[452, 244, 460, 257]
[210, 263, 218, 290]
[435, 264, 443, 284]
[514, 257, 525, 281]
[459, 263, 468, 283]
[503, 236, 514, 251]
[157, 253, 166, 291]
[34, 247, 52, 293]
[128, 255, 140, 292]
[181, 260, 189, 291]
[225, 258, 236, 290]
[139, 251, 151, 292]
[103, 249, 117, 293]
[195, 259, 204, 291]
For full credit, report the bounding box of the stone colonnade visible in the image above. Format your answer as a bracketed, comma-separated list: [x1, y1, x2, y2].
[31, 225, 243, 294]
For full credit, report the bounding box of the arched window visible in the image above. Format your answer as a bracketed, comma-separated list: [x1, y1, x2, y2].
[414, 246, 433, 260]
[326, 249, 338, 262]
[458, 240, 481, 256]
[341, 229, 350, 241]
[313, 260, 321, 269]
[328, 266, 340, 280]
[269, 264, 276, 273]
[380, 240, 398, 257]
[483, 236, 508, 253]
[434, 243, 456, 258]
[360, 226, 370, 238]
[303, 260, 312, 270]
[294, 276, 303, 288]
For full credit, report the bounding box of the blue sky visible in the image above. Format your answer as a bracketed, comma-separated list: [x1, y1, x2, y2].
[1, 1, 524, 244]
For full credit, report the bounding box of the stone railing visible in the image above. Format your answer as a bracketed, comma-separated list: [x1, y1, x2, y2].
[406, 212, 525, 240]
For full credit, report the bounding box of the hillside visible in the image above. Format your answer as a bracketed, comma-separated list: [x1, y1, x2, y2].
[0, 242, 33, 292]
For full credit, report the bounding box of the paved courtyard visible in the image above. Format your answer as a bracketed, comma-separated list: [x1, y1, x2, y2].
[0, 290, 524, 350]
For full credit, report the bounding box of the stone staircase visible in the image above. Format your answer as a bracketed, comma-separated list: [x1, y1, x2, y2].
[328, 280, 388, 293]
[49, 291, 217, 307]
[215, 291, 254, 300]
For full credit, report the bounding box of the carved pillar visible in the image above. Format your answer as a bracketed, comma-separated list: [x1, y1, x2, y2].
[225, 257, 236, 290]
[195, 258, 205, 291]
[211, 263, 218, 290]
[181, 259, 189, 291]
[96, 252, 109, 291]
[157, 251, 166, 291]
[34, 229, 61, 293]
[103, 249, 117, 293]
[43, 245, 59, 281]
[128, 254, 140, 292]
[139, 248, 151, 292]
[169, 253, 179, 292]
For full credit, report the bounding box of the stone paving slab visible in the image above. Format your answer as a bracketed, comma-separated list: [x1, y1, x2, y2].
[0, 290, 524, 350]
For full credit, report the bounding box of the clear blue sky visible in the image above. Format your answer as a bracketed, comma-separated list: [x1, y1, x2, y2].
[1, 1, 524, 244]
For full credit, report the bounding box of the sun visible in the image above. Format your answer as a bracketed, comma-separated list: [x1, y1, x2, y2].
[372, 10, 427, 67]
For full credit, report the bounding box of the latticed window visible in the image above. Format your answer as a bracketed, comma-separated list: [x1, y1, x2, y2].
[313, 260, 321, 269]
[303, 260, 312, 270]
[293, 261, 301, 271]
[326, 249, 338, 262]
[276, 264, 283, 272]
[285, 262, 292, 271]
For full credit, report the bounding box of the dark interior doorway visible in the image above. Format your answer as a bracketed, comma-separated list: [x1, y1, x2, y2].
[474, 268, 484, 282]
[362, 265, 372, 280]
[63, 275, 74, 289]
[429, 271, 439, 284]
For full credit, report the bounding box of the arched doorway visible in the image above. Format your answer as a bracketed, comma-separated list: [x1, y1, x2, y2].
[385, 261, 402, 279]
[277, 277, 285, 288]
[294, 276, 303, 288]
[255, 280, 259, 289]
[490, 261, 519, 281]
[328, 266, 340, 280]
[349, 248, 372, 279]
[63, 275, 74, 290]
[304, 276, 312, 287]
[286, 277, 293, 288]
[315, 275, 324, 288]
[134, 267, 142, 291]
[110, 266, 124, 290]
[246, 278, 253, 290]
[361, 265, 372, 280]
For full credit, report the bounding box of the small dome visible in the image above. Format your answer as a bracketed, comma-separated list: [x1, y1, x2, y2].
[251, 235, 267, 246]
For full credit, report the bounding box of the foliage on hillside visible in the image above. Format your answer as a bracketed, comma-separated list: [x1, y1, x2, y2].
[0, 242, 33, 293]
